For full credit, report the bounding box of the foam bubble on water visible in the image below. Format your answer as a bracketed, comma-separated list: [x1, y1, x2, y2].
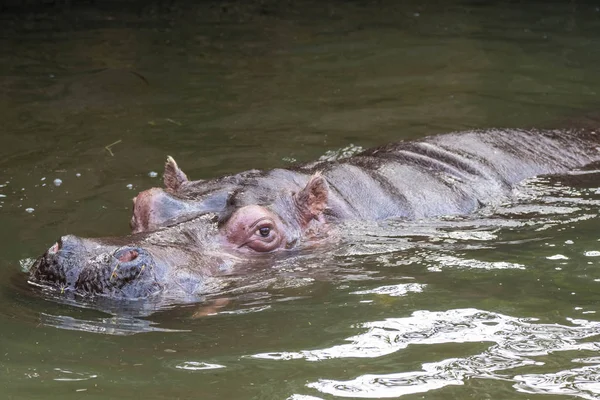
[53, 178, 62, 186]
[584, 251, 600, 257]
[75, 173, 81, 177]
[25, 207, 34, 213]
[148, 171, 158, 178]
[547, 254, 568, 260]
[126, 184, 133, 189]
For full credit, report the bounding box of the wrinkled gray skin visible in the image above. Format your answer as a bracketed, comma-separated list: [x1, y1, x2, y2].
[30, 129, 600, 300]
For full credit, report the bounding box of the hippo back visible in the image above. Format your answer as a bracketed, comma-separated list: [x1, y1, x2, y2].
[298, 129, 600, 221]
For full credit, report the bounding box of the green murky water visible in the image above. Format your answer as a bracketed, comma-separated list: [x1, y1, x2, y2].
[1, 1, 600, 399]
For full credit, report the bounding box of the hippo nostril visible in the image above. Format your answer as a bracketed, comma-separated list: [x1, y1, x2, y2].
[115, 248, 139, 264]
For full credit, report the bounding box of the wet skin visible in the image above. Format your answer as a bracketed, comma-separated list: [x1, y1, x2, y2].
[30, 129, 600, 299]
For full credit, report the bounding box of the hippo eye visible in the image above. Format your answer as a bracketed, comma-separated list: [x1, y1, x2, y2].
[244, 221, 281, 252]
[258, 226, 271, 237]
[224, 207, 285, 253]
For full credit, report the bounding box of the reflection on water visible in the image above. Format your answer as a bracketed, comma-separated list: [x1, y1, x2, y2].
[268, 308, 600, 398]
[174, 361, 226, 371]
[351, 283, 426, 297]
[51, 368, 98, 382]
[40, 313, 187, 336]
[515, 365, 600, 399]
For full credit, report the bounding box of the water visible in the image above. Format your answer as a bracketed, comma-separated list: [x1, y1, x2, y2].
[1, 0, 600, 399]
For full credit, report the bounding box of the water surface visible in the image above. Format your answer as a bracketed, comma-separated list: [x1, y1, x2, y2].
[1, 1, 600, 399]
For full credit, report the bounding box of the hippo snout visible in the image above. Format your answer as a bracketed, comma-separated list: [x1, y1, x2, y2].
[30, 235, 162, 298]
[31, 235, 84, 288]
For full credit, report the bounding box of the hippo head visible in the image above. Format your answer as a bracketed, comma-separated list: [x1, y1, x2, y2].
[130, 156, 221, 233]
[29, 170, 330, 299]
[130, 157, 269, 234]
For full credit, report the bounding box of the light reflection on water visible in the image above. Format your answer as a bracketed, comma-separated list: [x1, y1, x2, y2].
[174, 361, 226, 371]
[514, 365, 600, 399]
[52, 368, 98, 382]
[351, 283, 426, 297]
[257, 308, 600, 398]
[39, 313, 187, 336]
[287, 395, 325, 400]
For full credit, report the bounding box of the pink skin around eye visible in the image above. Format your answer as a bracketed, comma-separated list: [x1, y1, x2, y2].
[222, 205, 285, 252]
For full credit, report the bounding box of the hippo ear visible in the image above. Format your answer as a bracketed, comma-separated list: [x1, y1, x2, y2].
[294, 173, 328, 226]
[163, 156, 189, 191]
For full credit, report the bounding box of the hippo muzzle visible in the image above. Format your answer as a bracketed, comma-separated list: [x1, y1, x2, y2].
[30, 235, 162, 298]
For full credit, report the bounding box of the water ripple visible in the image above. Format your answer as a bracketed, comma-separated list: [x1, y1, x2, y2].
[175, 361, 226, 371]
[311, 371, 462, 398]
[40, 313, 188, 336]
[52, 368, 98, 382]
[351, 283, 425, 297]
[426, 255, 525, 271]
[252, 308, 600, 398]
[514, 365, 600, 399]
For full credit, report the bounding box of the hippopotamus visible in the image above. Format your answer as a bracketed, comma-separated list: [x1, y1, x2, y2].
[29, 128, 600, 300]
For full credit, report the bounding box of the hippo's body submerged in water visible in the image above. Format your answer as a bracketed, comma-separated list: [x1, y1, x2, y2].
[30, 129, 600, 299]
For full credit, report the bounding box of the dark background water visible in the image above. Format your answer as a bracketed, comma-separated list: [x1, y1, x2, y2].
[1, 1, 600, 399]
